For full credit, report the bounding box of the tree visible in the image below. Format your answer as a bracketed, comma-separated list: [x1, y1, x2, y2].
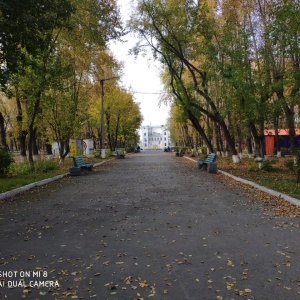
[88, 83, 142, 151]
[131, 0, 238, 158]
[0, 0, 75, 163]
[0, 0, 74, 85]
[0, 0, 124, 163]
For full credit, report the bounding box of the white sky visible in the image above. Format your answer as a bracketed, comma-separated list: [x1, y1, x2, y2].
[109, 0, 170, 126]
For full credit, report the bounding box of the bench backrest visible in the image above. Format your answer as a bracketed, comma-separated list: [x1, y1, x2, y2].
[205, 153, 216, 163]
[73, 155, 85, 167]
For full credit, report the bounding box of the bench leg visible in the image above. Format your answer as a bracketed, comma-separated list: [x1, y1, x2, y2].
[69, 167, 81, 176]
[207, 162, 217, 173]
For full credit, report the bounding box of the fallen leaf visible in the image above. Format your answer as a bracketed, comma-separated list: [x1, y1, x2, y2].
[139, 280, 149, 288]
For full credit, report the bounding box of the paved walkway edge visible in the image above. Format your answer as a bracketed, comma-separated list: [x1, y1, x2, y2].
[184, 156, 300, 207]
[0, 159, 114, 201]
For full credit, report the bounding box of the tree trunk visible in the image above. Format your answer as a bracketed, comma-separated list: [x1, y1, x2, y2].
[16, 96, 27, 161]
[58, 139, 70, 164]
[32, 128, 39, 156]
[283, 103, 296, 155]
[114, 114, 120, 151]
[187, 110, 213, 153]
[0, 111, 7, 149]
[105, 112, 113, 151]
[246, 127, 253, 155]
[28, 126, 34, 165]
[28, 91, 42, 165]
[250, 123, 265, 157]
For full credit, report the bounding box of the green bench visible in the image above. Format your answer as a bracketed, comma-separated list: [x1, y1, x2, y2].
[116, 149, 125, 159]
[175, 149, 184, 157]
[70, 155, 94, 175]
[197, 153, 217, 173]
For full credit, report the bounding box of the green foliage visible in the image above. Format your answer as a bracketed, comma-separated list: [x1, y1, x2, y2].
[260, 160, 274, 172]
[33, 160, 58, 173]
[0, 0, 74, 85]
[0, 169, 67, 193]
[105, 149, 112, 158]
[10, 160, 58, 176]
[247, 159, 259, 172]
[294, 151, 300, 182]
[181, 147, 187, 154]
[93, 150, 101, 158]
[0, 149, 14, 177]
[10, 163, 34, 175]
[200, 146, 207, 154]
[125, 147, 135, 153]
[284, 159, 295, 171]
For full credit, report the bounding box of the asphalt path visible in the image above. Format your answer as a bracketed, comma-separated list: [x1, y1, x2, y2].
[0, 150, 299, 300]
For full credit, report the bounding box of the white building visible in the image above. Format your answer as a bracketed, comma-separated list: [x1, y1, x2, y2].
[140, 125, 172, 150]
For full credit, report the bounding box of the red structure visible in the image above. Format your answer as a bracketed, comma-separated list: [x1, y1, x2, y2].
[264, 129, 300, 155]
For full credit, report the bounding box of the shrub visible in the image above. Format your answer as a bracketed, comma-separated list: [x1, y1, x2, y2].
[284, 159, 294, 171]
[200, 146, 207, 154]
[247, 159, 259, 172]
[261, 159, 274, 172]
[0, 148, 14, 177]
[125, 146, 135, 153]
[294, 151, 300, 182]
[181, 147, 187, 154]
[93, 150, 101, 158]
[105, 149, 112, 158]
[173, 146, 180, 153]
[34, 160, 58, 173]
[10, 160, 58, 176]
[10, 162, 34, 175]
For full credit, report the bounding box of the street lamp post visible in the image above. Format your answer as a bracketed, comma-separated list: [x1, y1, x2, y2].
[100, 79, 105, 158]
[99, 76, 119, 159]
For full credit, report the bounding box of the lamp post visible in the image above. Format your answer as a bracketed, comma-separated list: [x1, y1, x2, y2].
[99, 76, 119, 158]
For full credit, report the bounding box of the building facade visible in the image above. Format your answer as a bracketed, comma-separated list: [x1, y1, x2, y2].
[140, 125, 172, 150]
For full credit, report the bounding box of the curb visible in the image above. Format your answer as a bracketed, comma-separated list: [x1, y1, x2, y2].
[184, 156, 300, 207]
[0, 159, 114, 201]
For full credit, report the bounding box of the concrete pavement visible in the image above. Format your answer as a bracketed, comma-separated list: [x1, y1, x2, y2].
[0, 150, 299, 300]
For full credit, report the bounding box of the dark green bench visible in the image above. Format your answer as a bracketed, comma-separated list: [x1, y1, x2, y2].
[116, 149, 125, 159]
[175, 149, 184, 157]
[70, 155, 94, 175]
[197, 153, 217, 173]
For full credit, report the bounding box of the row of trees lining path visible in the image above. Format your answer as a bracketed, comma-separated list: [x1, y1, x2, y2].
[130, 0, 299, 162]
[0, 0, 142, 164]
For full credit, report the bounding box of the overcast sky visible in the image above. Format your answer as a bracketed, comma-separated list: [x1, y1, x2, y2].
[109, 0, 170, 126]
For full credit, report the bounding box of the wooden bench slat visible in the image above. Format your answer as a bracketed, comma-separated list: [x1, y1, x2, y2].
[72, 155, 94, 173]
[197, 153, 217, 172]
